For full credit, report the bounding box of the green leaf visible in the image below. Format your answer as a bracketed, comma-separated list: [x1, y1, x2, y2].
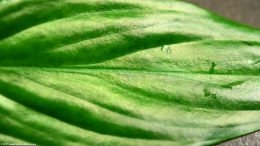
[0, 0, 259, 146]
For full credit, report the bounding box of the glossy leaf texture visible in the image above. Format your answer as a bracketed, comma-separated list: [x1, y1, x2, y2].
[0, 0, 259, 146]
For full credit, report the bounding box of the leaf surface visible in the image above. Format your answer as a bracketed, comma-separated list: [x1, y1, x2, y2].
[0, 0, 259, 146]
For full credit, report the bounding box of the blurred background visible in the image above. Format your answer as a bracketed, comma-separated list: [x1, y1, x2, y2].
[188, 0, 260, 28]
[187, 0, 260, 145]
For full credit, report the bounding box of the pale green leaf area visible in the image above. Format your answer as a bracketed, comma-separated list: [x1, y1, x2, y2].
[0, 0, 259, 146]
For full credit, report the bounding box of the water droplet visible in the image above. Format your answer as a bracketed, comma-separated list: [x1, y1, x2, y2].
[161, 45, 168, 51]
[161, 45, 172, 54]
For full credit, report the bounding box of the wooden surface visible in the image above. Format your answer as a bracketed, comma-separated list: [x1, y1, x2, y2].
[187, 0, 260, 145]
[218, 132, 260, 146]
[187, 0, 260, 28]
